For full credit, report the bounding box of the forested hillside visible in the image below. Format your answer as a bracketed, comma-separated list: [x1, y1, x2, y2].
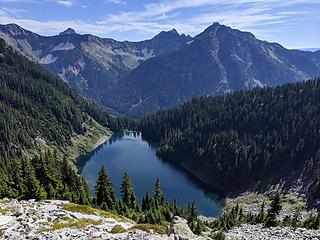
[138, 79, 320, 204]
[0, 39, 121, 201]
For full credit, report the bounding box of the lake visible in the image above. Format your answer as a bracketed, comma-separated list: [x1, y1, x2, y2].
[77, 132, 224, 216]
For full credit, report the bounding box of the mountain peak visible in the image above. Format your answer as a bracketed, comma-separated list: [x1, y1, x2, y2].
[1, 23, 28, 36]
[59, 28, 77, 35]
[169, 28, 179, 34]
[202, 22, 223, 33]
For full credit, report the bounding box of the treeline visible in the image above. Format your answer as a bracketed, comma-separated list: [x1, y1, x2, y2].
[94, 166, 204, 233]
[137, 79, 320, 204]
[0, 150, 91, 204]
[0, 39, 124, 200]
[209, 193, 320, 239]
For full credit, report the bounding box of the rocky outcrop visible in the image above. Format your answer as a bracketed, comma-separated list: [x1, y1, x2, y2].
[167, 216, 200, 240]
[0, 199, 166, 239]
[226, 224, 320, 240]
[0, 199, 207, 240]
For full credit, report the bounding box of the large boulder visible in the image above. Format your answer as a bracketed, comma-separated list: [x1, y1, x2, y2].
[0, 216, 14, 227]
[167, 216, 196, 240]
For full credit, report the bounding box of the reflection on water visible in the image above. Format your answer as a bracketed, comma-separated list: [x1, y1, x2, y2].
[77, 131, 224, 216]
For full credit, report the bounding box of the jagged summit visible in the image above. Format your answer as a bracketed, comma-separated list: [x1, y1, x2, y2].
[168, 28, 179, 34]
[1, 23, 29, 36]
[59, 28, 77, 35]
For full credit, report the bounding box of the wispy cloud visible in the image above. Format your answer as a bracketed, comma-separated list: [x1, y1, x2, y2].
[56, 0, 73, 7]
[106, 0, 126, 5]
[96, 0, 320, 36]
[0, 0, 319, 46]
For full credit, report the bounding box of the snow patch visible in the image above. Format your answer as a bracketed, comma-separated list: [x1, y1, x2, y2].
[141, 48, 154, 60]
[51, 42, 75, 51]
[40, 54, 57, 64]
[253, 79, 264, 88]
[186, 40, 194, 45]
[267, 48, 284, 63]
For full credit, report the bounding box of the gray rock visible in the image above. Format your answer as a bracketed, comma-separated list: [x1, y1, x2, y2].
[168, 216, 196, 240]
[0, 215, 14, 226]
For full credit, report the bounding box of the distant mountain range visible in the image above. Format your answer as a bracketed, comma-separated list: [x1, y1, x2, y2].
[1, 23, 320, 117]
[299, 48, 320, 52]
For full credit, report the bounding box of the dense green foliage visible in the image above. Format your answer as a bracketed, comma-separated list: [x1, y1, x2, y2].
[0, 39, 122, 201]
[138, 79, 320, 201]
[1, 150, 92, 203]
[209, 194, 320, 234]
[120, 172, 137, 209]
[265, 193, 282, 227]
[95, 166, 116, 210]
[93, 166, 203, 232]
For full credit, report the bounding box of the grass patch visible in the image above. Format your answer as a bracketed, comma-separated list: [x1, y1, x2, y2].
[0, 206, 14, 215]
[225, 192, 270, 213]
[110, 225, 126, 234]
[282, 195, 307, 213]
[0, 199, 10, 204]
[132, 224, 167, 235]
[67, 118, 112, 161]
[45, 217, 101, 231]
[62, 203, 132, 223]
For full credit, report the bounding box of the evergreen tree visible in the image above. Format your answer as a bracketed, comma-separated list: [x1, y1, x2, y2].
[22, 159, 46, 200]
[120, 172, 136, 209]
[257, 201, 265, 223]
[154, 178, 165, 207]
[95, 165, 116, 210]
[187, 201, 198, 222]
[265, 193, 282, 227]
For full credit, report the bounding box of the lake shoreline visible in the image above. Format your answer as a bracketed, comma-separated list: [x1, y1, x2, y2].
[77, 131, 224, 216]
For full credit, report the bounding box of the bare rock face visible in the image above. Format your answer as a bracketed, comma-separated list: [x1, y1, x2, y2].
[167, 216, 196, 240]
[0, 216, 14, 226]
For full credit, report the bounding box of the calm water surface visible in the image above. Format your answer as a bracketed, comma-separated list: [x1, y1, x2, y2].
[77, 132, 224, 216]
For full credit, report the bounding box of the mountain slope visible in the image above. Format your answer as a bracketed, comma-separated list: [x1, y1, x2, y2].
[138, 78, 320, 205]
[1, 23, 320, 117]
[112, 23, 320, 116]
[0, 38, 116, 201]
[0, 24, 191, 110]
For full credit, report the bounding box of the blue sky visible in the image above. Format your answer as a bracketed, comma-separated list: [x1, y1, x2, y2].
[0, 0, 319, 49]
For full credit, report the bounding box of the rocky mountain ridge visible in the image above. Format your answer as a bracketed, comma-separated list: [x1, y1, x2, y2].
[1, 23, 320, 117]
[113, 23, 320, 116]
[0, 23, 191, 112]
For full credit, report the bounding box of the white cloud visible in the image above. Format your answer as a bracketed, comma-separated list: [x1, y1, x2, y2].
[96, 0, 320, 36]
[0, 0, 319, 45]
[56, 0, 73, 7]
[106, 0, 126, 5]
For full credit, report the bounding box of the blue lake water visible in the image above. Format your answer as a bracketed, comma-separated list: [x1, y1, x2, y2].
[77, 132, 224, 216]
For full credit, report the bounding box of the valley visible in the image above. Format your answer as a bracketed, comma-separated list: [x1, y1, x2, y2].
[0, 12, 320, 239]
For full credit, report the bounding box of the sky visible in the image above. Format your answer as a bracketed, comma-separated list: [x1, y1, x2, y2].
[0, 0, 319, 49]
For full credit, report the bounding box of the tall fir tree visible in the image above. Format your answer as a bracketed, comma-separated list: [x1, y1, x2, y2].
[95, 165, 116, 210]
[120, 172, 136, 209]
[265, 193, 282, 227]
[154, 178, 165, 207]
[187, 201, 198, 222]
